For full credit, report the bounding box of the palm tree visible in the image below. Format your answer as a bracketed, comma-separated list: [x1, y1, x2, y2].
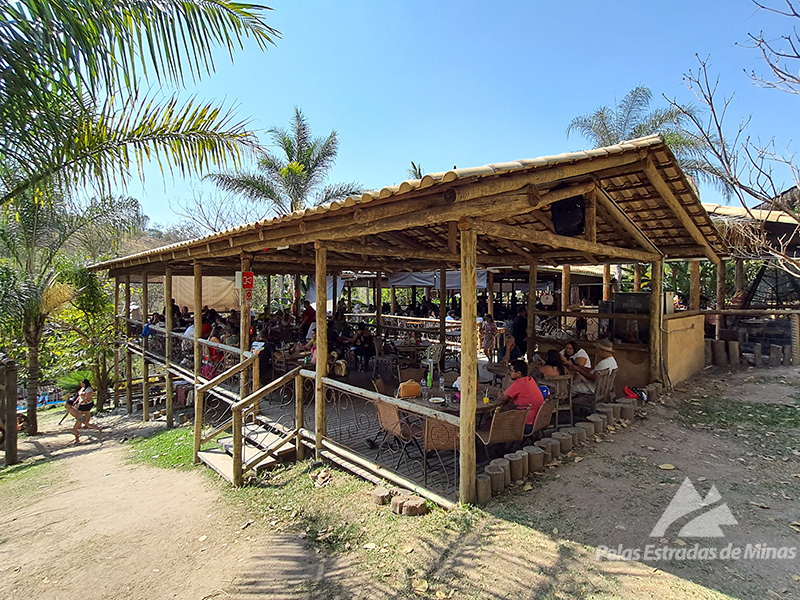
[0, 188, 141, 433]
[566, 86, 724, 190]
[407, 161, 425, 179]
[0, 0, 279, 205]
[207, 107, 365, 215]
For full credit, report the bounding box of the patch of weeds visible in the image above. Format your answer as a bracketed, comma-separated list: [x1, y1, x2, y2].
[126, 426, 197, 470]
[674, 395, 800, 431]
[0, 456, 63, 505]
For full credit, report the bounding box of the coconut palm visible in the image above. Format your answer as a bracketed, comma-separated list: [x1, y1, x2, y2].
[0, 0, 279, 205]
[0, 187, 142, 433]
[206, 107, 365, 215]
[566, 86, 726, 191]
[407, 161, 425, 179]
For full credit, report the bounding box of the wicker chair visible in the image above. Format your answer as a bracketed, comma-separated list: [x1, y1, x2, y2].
[372, 376, 387, 396]
[475, 405, 530, 461]
[528, 396, 557, 440]
[373, 398, 424, 468]
[398, 365, 425, 385]
[543, 374, 573, 426]
[423, 418, 460, 485]
[272, 351, 288, 377]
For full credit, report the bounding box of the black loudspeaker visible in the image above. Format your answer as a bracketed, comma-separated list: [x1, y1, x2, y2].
[550, 195, 586, 236]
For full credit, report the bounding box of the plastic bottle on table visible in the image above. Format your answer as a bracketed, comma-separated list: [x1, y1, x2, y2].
[439, 374, 445, 391]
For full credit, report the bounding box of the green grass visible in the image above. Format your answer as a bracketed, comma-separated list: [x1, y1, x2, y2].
[674, 394, 800, 431]
[126, 425, 197, 470]
[0, 456, 63, 506]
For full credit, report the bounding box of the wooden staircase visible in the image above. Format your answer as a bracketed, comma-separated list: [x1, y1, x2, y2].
[198, 419, 296, 484]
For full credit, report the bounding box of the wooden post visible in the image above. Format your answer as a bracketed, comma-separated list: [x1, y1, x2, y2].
[315, 244, 328, 459]
[113, 277, 120, 409]
[266, 275, 272, 315]
[376, 270, 382, 338]
[232, 407, 243, 487]
[193, 262, 203, 463]
[649, 260, 663, 382]
[125, 274, 132, 414]
[690, 261, 701, 311]
[240, 255, 251, 401]
[391, 285, 397, 314]
[141, 271, 150, 422]
[792, 314, 800, 367]
[633, 264, 642, 292]
[716, 260, 726, 340]
[603, 264, 611, 302]
[528, 263, 537, 361]
[561, 264, 570, 311]
[347, 284, 352, 313]
[439, 264, 447, 362]
[487, 271, 494, 317]
[295, 373, 305, 460]
[459, 224, 477, 505]
[165, 266, 174, 428]
[4, 358, 19, 465]
[294, 273, 302, 323]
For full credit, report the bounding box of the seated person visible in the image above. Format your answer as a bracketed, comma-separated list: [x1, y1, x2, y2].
[253, 330, 276, 381]
[497, 325, 522, 364]
[350, 322, 375, 372]
[498, 359, 545, 436]
[539, 349, 567, 379]
[565, 339, 618, 395]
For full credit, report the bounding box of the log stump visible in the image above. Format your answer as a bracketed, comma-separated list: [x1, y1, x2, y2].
[484, 465, 505, 496]
[402, 497, 428, 516]
[371, 486, 391, 506]
[704, 338, 713, 366]
[504, 452, 524, 482]
[542, 438, 561, 459]
[476, 474, 492, 506]
[586, 414, 603, 434]
[712, 340, 728, 367]
[575, 422, 596, 438]
[754, 343, 763, 367]
[391, 494, 411, 514]
[551, 431, 573, 453]
[728, 341, 740, 368]
[784, 344, 793, 366]
[770, 344, 783, 367]
[523, 445, 545, 471]
[514, 450, 529, 478]
[617, 401, 635, 420]
[565, 426, 584, 444]
[490, 457, 511, 487]
[597, 406, 614, 426]
[534, 440, 552, 464]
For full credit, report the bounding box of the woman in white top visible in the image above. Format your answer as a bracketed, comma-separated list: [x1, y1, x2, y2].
[561, 341, 591, 369]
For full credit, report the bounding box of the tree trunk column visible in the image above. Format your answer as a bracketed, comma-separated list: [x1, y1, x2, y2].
[315, 243, 328, 459]
[240, 255, 251, 401]
[528, 263, 537, 361]
[649, 260, 663, 383]
[439, 264, 447, 365]
[459, 223, 478, 505]
[603, 264, 611, 302]
[193, 262, 203, 462]
[165, 267, 174, 428]
[716, 260, 726, 340]
[690, 261, 701, 311]
[4, 359, 19, 465]
[487, 271, 494, 317]
[376, 270, 382, 338]
[633, 264, 642, 292]
[141, 271, 150, 422]
[735, 258, 745, 298]
[125, 274, 132, 414]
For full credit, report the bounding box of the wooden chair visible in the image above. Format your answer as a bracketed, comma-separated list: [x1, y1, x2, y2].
[544, 374, 573, 426]
[373, 398, 424, 468]
[475, 406, 530, 461]
[572, 368, 617, 414]
[398, 365, 425, 385]
[372, 336, 397, 378]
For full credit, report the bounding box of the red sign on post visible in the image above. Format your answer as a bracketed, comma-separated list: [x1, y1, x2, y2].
[244, 289, 253, 306]
[242, 271, 254, 289]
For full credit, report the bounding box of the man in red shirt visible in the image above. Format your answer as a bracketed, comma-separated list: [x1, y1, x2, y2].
[499, 359, 544, 435]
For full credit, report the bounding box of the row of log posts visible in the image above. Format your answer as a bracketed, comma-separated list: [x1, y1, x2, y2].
[125, 275, 133, 414]
[141, 270, 150, 422]
[314, 243, 328, 459]
[459, 222, 478, 505]
[165, 266, 174, 428]
[3, 356, 19, 466]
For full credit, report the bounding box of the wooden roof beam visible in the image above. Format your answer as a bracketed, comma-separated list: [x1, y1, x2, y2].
[467, 219, 660, 263]
[318, 240, 458, 262]
[593, 187, 660, 254]
[643, 158, 720, 264]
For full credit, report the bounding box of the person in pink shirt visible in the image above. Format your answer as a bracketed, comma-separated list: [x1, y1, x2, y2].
[499, 359, 544, 435]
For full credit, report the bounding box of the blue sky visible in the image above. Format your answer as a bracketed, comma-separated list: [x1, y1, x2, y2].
[125, 0, 797, 226]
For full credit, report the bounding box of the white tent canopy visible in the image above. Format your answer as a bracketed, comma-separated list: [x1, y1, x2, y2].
[306, 276, 347, 313]
[388, 270, 488, 290]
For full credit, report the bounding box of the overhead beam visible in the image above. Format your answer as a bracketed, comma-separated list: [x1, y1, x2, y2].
[468, 220, 660, 263]
[643, 158, 720, 264]
[320, 240, 458, 262]
[593, 187, 660, 254]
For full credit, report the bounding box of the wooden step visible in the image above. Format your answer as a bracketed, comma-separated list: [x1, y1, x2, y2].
[197, 448, 233, 483]
[217, 436, 293, 470]
[242, 423, 285, 449]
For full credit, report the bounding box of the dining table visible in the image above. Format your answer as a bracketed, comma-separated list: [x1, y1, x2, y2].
[399, 384, 504, 417]
[392, 340, 432, 364]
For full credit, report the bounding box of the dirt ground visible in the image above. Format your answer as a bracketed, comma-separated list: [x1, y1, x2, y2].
[2, 366, 800, 600]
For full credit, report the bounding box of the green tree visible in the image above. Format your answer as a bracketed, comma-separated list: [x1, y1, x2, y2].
[407, 161, 425, 179]
[566, 86, 724, 191]
[207, 107, 365, 215]
[0, 0, 279, 205]
[0, 188, 141, 433]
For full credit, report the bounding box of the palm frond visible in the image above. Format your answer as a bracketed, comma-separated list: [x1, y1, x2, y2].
[314, 182, 366, 206]
[204, 171, 287, 213]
